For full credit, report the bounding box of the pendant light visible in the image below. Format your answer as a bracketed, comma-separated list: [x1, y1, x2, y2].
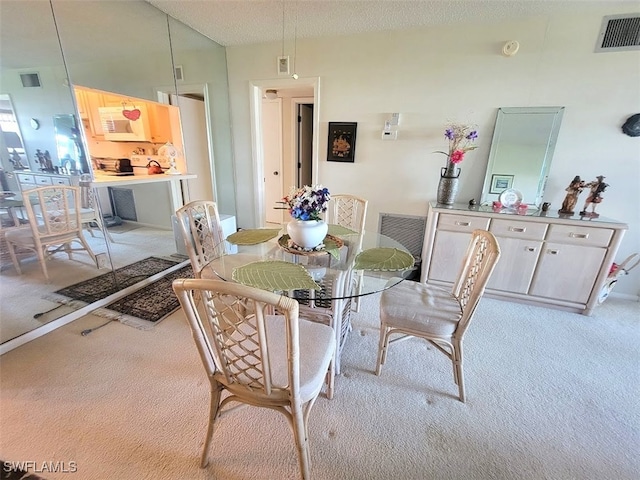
[291, 0, 299, 79]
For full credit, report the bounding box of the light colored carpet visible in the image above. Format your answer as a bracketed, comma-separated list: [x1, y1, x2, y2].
[0, 292, 638, 480]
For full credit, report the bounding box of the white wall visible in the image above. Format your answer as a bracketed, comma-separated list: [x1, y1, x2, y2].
[226, 7, 640, 297]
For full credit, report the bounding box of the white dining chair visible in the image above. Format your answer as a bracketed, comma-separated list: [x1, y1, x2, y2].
[173, 278, 335, 479]
[175, 200, 226, 278]
[5, 186, 97, 281]
[376, 229, 501, 402]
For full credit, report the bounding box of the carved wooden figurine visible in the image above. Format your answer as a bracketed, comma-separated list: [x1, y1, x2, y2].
[580, 175, 608, 218]
[558, 175, 585, 215]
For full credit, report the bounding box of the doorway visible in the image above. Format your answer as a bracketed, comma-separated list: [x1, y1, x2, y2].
[250, 78, 320, 227]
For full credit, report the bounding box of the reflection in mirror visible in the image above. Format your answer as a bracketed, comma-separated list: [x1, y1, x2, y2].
[0, 95, 28, 180]
[53, 114, 89, 174]
[481, 106, 564, 207]
[1, 0, 236, 352]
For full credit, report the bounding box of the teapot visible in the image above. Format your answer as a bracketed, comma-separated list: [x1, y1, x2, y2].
[146, 160, 163, 175]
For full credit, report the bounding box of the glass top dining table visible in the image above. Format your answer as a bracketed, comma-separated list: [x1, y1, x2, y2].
[201, 226, 416, 301]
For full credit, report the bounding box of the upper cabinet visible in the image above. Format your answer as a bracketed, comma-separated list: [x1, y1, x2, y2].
[74, 86, 179, 145]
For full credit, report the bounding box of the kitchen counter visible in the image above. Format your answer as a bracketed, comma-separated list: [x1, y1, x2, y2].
[92, 172, 197, 212]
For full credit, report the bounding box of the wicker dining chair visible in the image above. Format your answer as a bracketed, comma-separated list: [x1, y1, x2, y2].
[376, 229, 501, 402]
[4, 185, 97, 281]
[175, 200, 226, 278]
[172, 278, 335, 479]
[325, 194, 368, 312]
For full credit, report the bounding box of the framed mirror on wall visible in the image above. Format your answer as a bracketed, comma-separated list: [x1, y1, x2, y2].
[480, 106, 565, 207]
[0, 0, 235, 353]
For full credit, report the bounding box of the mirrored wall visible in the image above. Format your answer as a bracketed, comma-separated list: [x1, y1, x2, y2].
[0, 0, 235, 349]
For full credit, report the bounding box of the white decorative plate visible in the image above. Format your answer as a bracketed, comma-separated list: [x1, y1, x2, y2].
[499, 188, 523, 208]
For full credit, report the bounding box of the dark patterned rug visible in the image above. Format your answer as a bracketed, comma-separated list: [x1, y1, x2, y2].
[93, 264, 193, 329]
[46, 256, 180, 307]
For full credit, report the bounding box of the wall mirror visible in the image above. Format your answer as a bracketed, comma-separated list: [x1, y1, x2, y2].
[480, 106, 564, 207]
[0, 0, 234, 352]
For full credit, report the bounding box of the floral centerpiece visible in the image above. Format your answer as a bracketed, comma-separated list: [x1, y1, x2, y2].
[436, 124, 479, 178]
[282, 184, 331, 221]
[282, 185, 331, 249]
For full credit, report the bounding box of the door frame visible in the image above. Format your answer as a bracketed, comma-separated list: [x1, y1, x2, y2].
[291, 97, 314, 188]
[249, 77, 320, 227]
[156, 83, 217, 203]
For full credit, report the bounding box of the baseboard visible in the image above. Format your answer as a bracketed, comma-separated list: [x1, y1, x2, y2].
[609, 291, 640, 302]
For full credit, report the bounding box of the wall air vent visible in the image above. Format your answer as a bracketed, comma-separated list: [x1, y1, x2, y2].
[20, 72, 41, 88]
[174, 65, 184, 82]
[595, 14, 640, 52]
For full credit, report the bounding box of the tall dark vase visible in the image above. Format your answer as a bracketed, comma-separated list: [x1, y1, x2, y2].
[437, 164, 460, 205]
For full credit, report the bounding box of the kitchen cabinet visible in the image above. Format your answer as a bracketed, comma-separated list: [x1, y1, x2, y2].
[421, 203, 627, 315]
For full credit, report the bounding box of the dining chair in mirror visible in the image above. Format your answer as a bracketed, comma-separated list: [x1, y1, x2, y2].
[480, 106, 564, 207]
[376, 229, 501, 402]
[175, 200, 226, 278]
[5, 185, 97, 281]
[173, 278, 335, 477]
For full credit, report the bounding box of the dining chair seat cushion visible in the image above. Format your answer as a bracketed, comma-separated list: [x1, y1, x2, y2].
[4, 226, 36, 246]
[256, 314, 335, 403]
[380, 280, 462, 336]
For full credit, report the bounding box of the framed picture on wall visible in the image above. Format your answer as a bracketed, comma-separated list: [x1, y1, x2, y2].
[490, 174, 514, 194]
[327, 122, 357, 162]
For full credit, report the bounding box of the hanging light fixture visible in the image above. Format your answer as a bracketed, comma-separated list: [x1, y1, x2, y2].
[291, 0, 299, 79]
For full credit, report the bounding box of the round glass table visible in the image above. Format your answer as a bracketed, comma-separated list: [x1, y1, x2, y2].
[202, 228, 417, 300]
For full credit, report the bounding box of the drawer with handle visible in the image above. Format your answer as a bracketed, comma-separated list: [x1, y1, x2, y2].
[437, 214, 489, 233]
[545, 224, 613, 247]
[490, 218, 547, 241]
[35, 175, 53, 186]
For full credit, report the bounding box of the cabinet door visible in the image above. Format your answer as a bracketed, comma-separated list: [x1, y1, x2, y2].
[487, 237, 542, 294]
[428, 230, 471, 283]
[529, 242, 606, 304]
[148, 104, 172, 143]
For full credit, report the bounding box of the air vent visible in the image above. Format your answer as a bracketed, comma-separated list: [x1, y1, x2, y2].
[20, 72, 41, 88]
[174, 65, 184, 82]
[595, 14, 640, 52]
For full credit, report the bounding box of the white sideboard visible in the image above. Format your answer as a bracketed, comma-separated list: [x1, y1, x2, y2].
[420, 203, 628, 315]
[16, 172, 79, 190]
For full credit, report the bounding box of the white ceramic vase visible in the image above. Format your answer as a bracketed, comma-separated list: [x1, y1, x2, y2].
[286, 219, 328, 249]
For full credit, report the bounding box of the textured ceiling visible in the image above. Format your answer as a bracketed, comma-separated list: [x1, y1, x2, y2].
[146, 0, 635, 47]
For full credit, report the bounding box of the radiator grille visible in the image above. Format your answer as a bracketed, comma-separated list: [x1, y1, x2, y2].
[378, 213, 426, 258]
[596, 14, 640, 52]
[109, 187, 137, 221]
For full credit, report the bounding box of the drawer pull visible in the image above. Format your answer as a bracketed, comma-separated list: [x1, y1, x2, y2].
[509, 226, 526, 233]
[526, 247, 537, 252]
[455, 221, 470, 226]
[569, 232, 589, 239]
[547, 249, 559, 255]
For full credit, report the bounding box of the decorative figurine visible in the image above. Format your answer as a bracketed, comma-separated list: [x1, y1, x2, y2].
[580, 175, 608, 218]
[558, 175, 585, 215]
[8, 149, 26, 170]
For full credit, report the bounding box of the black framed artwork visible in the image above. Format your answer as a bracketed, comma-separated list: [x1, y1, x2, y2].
[327, 122, 357, 162]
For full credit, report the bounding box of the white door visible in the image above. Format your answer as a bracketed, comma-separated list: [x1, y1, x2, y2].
[172, 94, 213, 202]
[262, 98, 284, 224]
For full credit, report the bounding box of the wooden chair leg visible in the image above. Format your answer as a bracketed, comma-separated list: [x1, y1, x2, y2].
[200, 382, 221, 468]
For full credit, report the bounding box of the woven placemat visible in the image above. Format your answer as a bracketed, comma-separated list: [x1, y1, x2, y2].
[328, 224, 357, 235]
[354, 248, 414, 271]
[226, 228, 281, 245]
[232, 260, 320, 291]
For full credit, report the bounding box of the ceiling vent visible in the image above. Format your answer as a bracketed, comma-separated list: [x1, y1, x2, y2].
[595, 14, 640, 52]
[20, 72, 41, 88]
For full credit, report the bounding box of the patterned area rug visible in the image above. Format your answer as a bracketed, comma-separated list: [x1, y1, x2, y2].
[45, 256, 180, 308]
[92, 264, 193, 329]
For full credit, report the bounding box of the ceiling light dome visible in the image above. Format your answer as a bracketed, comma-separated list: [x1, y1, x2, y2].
[265, 89, 278, 100]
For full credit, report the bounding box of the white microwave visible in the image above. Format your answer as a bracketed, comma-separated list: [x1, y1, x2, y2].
[98, 105, 151, 142]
